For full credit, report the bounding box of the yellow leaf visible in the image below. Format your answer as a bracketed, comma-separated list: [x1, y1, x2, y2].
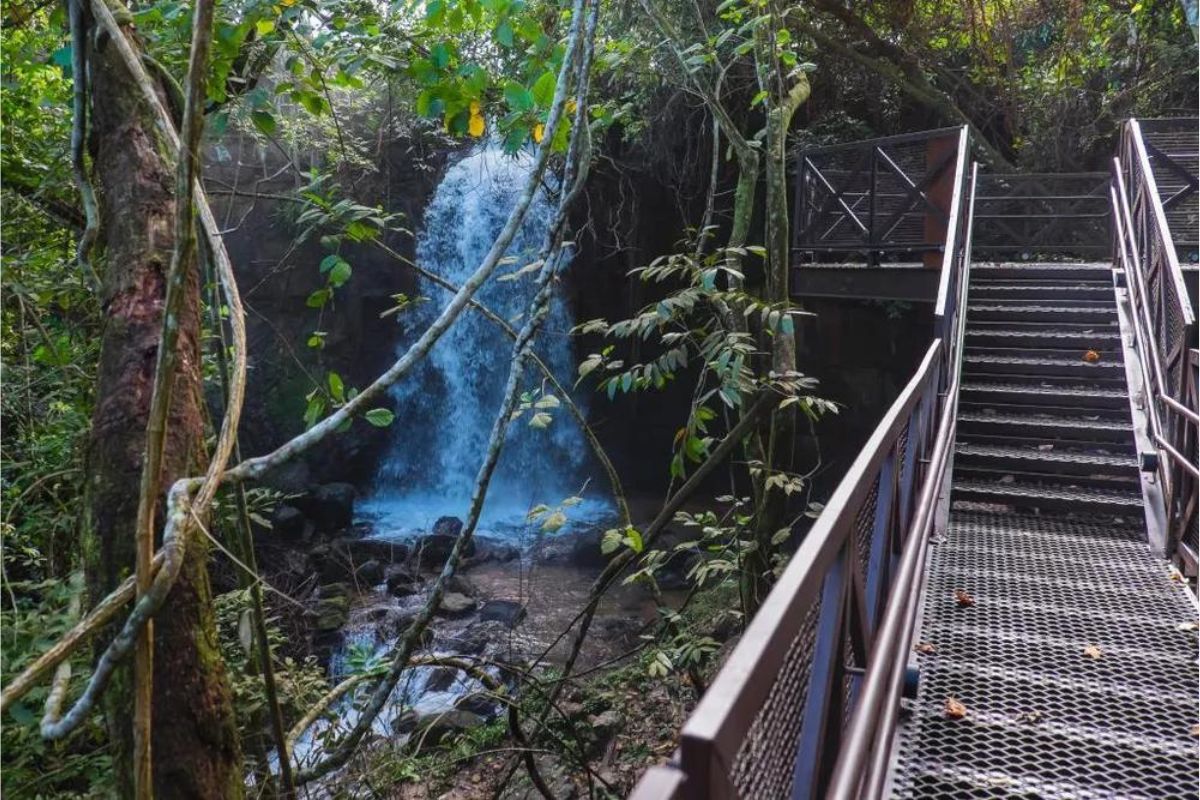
[280, 0, 297, 6]
[532, 123, 545, 143]
[1082, 644, 1103, 659]
[566, 99, 578, 115]
[468, 111, 485, 138]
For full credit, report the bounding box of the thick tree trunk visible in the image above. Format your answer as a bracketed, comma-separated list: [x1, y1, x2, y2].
[83, 17, 243, 798]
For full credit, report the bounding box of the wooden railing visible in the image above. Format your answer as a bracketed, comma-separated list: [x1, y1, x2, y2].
[629, 132, 973, 799]
[1113, 118, 1199, 574]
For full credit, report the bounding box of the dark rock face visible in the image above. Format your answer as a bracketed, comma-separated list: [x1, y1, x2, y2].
[309, 543, 384, 587]
[270, 504, 310, 542]
[413, 709, 486, 745]
[332, 536, 411, 566]
[532, 527, 610, 569]
[414, 523, 474, 568]
[424, 666, 461, 693]
[293, 482, 356, 533]
[479, 600, 527, 628]
[385, 566, 421, 597]
[465, 536, 520, 567]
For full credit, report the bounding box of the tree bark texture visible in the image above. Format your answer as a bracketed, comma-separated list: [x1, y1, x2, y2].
[83, 17, 243, 798]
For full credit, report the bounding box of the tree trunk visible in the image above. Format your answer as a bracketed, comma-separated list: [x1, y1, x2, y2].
[83, 16, 243, 798]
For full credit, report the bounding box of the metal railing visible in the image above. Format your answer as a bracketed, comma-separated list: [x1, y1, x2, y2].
[971, 171, 1111, 256]
[629, 132, 973, 799]
[791, 127, 966, 265]
[1113, 118, 1199, 574]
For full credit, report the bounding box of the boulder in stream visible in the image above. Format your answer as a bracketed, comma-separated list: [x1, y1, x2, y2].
[437, 592, 476, 618]
[479, 599, 527, 628]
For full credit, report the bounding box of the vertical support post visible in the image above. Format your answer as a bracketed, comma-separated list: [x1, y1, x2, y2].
[923, 134, 956, 269]
[791, 546, 850, 800]
[868, 146, 879, 266]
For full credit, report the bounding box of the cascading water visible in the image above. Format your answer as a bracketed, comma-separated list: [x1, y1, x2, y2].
[362, 143, 608, 537]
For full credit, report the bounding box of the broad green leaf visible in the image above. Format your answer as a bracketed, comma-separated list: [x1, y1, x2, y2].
[364, 408, 395, 427]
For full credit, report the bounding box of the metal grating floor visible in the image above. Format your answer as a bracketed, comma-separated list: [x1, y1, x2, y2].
[892, 513, 1199, 799]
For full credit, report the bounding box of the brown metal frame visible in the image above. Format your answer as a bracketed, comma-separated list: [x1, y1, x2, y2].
[1113, 118, 1199, 575]
[791, 127, 964, 265]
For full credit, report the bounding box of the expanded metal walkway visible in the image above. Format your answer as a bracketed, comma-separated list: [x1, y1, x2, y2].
[890, 262, 1200, 798]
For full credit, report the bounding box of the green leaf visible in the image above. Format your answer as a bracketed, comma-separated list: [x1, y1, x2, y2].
[319, 254, 342, 273]
[494, 19, 514, 48]
[255, 18, 276, 36]
[503, 82, 534, 112]
[251, 110, 277, 135]
[541, 511, 567, 532]
[328, 371, 345, 402]
[529, 411, 553, 429]
[364, 408, 395, 427]
[305, 288, 331, 308]
[329, 260, 352, 288]
[531, 71, 557, 107]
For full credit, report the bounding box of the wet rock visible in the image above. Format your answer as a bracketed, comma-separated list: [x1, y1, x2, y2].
[414, 709, 486, 745]
[385, 566, 421, 597]
[355, 559, 384, 587]
[375, 609, 433, 646]
[532, 527, 609, 569]
[455, 693, 500, 720]
[447, 621, 508, 655]
[466, 536, 521, 567]
[294, 482, 356, 533]
[312, 596, 350, 632]
[425, 666, 461, 693]
[479, 600, 526, 628]
[444, 574, 477, 597]
[414, 518, 474, 568]
[333, 536, 411, 566]
[271, 504, 310, 542]
[437, 592, 476, 618]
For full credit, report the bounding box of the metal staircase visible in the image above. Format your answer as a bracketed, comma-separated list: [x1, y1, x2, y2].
[629, 120, 1198, 800]
[889, 258, 1199, 798]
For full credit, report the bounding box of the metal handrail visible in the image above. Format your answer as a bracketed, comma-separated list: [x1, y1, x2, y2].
[1112, 136, 1200, 571]
[630, 128, 973, 800]
[1126, 119, 1195, 329]
[826, 161, 978, 799]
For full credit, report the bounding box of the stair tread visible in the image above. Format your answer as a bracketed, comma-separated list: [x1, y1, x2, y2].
[958, 412, 1132, 430]
[963, 353, 1122, 367]
[961, 382, 1127, 398]
[953, 478, 1143, 505]
[969, 303, 1115, 312]
[955, 443, 1138, 468]
[965, 328, 1120, 339]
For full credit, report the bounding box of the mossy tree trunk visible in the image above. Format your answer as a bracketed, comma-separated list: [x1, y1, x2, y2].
[82, 13, 243, 798]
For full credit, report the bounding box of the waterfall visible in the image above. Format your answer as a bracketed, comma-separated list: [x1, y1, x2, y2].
[363, 143, 607, 537]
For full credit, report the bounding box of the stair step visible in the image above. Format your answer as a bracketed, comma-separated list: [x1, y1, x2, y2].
[965, 326, 1121, 349]
[960, 382, 1129, 409]
[952, 478, 1143, 513]
[970, 262, 1112, 281]
[970, 282, 1115, 302]
[969, 304, 1117, 323]
[954, 443, 1139, 477]
[958, 411, 1132, 444]
[963, 353, 1125, 377]
[959, 371, 1129, 392]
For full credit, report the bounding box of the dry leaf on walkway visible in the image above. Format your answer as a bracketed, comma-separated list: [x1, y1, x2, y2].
[1083, 349, 1101, 363]
[915, 642, 938, 655]
[944, 697, 968, 719]
[1082, 644, 1103, 659]
[1016, 710, 1044, 724]
[953, 589, 975, 607]
[1177, 622, 1198, 632]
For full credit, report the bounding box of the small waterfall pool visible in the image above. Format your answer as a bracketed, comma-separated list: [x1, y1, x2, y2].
[360, 142, 612, 540]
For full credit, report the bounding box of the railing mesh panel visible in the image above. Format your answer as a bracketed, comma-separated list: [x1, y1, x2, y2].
[729, 603, 821, 797]
[972, 173, 1110, 255]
